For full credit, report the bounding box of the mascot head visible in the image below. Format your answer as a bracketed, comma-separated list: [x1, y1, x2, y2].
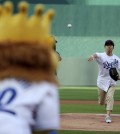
[0, 1, 58, 84]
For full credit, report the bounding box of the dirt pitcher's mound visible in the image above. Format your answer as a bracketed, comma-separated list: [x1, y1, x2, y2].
[61, 113, 120, 131]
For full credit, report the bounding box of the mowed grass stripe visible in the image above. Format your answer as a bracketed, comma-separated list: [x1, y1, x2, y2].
[60, 104, 120, 114]
[59, 87, 120, 90]
[58, 130, 120, 134]
[34, 130, 120, 134]
[59, 89, 120, 100]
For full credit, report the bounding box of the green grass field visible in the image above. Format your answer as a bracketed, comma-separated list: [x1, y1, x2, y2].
[59, 87, 120, 100]
[59, 87, 120, 134]
[33, 87, 120, 134]
[34, 130, 120, 134]
[58, 130, 120, 134]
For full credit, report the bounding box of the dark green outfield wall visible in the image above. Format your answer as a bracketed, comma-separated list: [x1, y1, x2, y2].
[5, 0, 120, 36]
[28, 4, 120, 36]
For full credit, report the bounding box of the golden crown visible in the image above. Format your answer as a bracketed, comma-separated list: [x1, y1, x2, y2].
[0, 1, 55, 47]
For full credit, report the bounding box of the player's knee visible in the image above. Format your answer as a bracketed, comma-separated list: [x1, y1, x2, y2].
[106, 95, 114, 102]
[108, 95, 113, 100]
[99, 101, 104, 105]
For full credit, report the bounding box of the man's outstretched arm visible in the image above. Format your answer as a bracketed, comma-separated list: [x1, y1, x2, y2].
[88, 54, 98, 61]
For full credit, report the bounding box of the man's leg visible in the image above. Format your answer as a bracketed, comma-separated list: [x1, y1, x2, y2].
[98, 88, 106, 105]
[105, 86, 115, 123]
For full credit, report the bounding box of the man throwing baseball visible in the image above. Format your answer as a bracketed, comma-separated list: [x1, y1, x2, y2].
[88, 40, 120, 123]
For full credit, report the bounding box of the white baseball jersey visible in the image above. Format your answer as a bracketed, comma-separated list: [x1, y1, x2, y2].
[0, 79, 60, 134]
[95, 52, 120, 92]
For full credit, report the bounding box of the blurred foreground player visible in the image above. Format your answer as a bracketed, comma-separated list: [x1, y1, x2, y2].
[0, 1, 59, 134]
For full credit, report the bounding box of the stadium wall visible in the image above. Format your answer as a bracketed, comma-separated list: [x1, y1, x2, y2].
[6, 1, 120, 86]
[29, 3, 120, 86]
[56, 36, 120, 86]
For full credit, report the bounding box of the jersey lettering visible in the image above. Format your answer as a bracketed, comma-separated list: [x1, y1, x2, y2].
[0, 88, 17, 106]
[103, 59, 118, 69]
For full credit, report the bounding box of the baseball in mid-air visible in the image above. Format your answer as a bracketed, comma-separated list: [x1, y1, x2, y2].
[67, 23, 72, 28]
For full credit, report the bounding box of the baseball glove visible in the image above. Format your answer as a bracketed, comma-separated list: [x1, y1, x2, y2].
[109, 68, 119, 81]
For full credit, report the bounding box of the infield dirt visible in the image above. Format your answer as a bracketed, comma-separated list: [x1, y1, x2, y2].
[61, 100, 120, 131]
